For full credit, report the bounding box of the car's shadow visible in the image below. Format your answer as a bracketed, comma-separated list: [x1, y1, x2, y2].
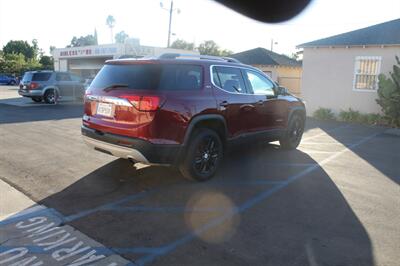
[39, 142, 374, 266]
[0, 101, 84, 124]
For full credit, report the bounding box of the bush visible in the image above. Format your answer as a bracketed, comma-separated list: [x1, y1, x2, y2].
[376, 56, 400, 127]
[313, 108, 336, 120]
[338, 109, 387, 125]
[338, 108, 361, 122]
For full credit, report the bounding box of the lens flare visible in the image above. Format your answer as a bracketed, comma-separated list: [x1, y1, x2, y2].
[184, 190, 240, 243]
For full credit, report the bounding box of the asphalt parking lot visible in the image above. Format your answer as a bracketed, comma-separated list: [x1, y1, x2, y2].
[0, 85, 399, 266]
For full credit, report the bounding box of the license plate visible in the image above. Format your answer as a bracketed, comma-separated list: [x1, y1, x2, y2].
[96, 102, 113, 117]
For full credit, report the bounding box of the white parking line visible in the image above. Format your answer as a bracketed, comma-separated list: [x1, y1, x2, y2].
[301, 125, 350, 141]
[301, 142, 353, 145]
[299, 150, 337, 154]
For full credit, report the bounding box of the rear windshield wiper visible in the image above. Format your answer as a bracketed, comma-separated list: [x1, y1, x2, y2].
[102, 84, 129, 92]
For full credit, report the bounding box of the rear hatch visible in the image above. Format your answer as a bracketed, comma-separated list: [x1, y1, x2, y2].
[83, 62, 165, 137]
[84, 61, 203, 138]
[20, 72, 52, 90]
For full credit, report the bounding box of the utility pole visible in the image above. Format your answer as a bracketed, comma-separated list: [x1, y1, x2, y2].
[161, 1, 180, 48]
[270, 39, 278, 52]
[167, 1, 173, 48]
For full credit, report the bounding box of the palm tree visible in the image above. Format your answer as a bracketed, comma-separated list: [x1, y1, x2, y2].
[106, 15, 115, 43]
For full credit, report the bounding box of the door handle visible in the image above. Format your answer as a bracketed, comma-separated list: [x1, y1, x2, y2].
[219, 101, 229, 107]
[240, 104, 255, 111]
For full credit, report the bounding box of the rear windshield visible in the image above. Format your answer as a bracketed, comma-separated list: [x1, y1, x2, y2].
[22, 72, 52, 82]
[90, 64, 202, 91]
[22, 73, 33, 82]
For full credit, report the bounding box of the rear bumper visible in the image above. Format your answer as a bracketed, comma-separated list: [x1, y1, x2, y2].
[81, 125, 182, 165]
[18, 89, 43, 97]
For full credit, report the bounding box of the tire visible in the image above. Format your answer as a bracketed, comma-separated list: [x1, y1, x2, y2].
[9, 80, 16, 85]
[179, 128, 223, 182]
[31, 97, 42, 103]
[280, 114, 304, 150]
[44, 89, 57, 104]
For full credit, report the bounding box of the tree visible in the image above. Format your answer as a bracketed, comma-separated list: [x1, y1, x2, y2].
[49, 46, 56, 54]
[31, 39, 41, 59]
[39, 55, 54, 70]
[170, 39, 194, 50]
[290, 53, 299, 60]
[0, 53, 25, 74]
[376, 56, 400, 127]
[106, 15, 116, 43]
[2, 40, 35, 60]
[197, 40, 232, 56]
[115, 31, 129, 44]
[67, 35, 97, 47]
[0, 53, 41, 76]
[1, 40, 53, 75]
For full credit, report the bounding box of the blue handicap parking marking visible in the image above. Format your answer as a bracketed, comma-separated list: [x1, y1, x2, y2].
[0, 206, 131, 265]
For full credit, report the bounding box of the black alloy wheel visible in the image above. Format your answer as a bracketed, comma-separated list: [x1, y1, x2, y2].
[180, 128, 223, 181]
[280, 114, 304, 150]
[44, 90, 57, 104]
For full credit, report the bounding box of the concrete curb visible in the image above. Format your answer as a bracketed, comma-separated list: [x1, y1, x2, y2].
[0, 178, 36, 221]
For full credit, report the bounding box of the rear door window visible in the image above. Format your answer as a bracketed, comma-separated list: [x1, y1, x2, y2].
[158, 65, 202, 90]
[212, 66, 247, 93]
[56, 73, 71, 81]
[70, 74, 82, 82]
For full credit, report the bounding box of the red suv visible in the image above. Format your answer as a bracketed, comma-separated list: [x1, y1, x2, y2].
[82, 54, 306, 181]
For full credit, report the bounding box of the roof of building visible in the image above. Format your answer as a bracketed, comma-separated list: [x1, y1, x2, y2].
[230, 47, 301, 67]
[298, 18, 400, 48]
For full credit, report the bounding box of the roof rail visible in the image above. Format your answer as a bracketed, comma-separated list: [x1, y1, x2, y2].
[158, 53, 241, 63]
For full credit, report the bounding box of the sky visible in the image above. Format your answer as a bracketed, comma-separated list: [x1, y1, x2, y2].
[0, 0, 399, 56]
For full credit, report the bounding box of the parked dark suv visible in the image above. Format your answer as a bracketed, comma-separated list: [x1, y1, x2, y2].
[19, 71, 85, 103]
[82, 54, 306, 181]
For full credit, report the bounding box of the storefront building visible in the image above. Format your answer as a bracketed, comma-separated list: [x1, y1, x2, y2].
[52, 38, 197, 78]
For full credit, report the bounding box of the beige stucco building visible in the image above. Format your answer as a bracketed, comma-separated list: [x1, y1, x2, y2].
[298, 19, 400, 115]
[52, 38, 198, 79]
[231, 48, 302, 96]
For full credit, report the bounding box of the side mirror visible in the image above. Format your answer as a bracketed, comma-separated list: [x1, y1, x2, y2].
[277, 86, 289, 95]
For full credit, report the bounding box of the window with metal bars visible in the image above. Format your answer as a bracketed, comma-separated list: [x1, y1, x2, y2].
[353, 56, 381, 91]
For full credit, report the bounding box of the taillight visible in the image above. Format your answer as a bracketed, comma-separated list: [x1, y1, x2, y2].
[140, 96, 160, 111]
[84, 89, 91, 101]
[29, 82, 40, 90]
[120, 95, 160, 111]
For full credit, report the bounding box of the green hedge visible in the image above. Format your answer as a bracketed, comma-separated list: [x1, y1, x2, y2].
[313, 107, 387, 126]
[313, 108, 335, 121]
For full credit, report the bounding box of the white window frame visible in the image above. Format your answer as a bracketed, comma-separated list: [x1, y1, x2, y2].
[352, 56, 382, 92]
